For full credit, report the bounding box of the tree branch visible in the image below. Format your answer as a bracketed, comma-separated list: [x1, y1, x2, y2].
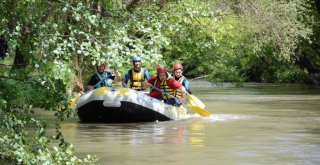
[190, 75, 208, 81]
[126, 0, 139, 12]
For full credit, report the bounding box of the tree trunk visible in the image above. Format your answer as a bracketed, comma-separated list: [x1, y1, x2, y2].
[8, 0, 17, 31]
[126, 0, 139, 12]
[8, 0, 29, 70]
[12, 49, 28, 69]
[74, 55, 84, 93]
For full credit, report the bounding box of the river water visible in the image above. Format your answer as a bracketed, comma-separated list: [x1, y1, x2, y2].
[58, 82, 320, 165]
[1, 82, 319, 165]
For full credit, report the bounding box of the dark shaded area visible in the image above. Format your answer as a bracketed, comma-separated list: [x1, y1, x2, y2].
[316, 0, 320, 14]
[0, 35, 9, 60]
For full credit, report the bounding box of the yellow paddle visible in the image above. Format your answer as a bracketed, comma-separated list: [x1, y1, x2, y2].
[187, 104, 211, 117]
[186, 93, 210, 116]
[68, 95, 81, 109]
[187, 93, 205, 109]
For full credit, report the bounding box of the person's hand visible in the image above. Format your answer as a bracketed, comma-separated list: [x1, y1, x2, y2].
[87, 85, 94, 90]
[142, 81, 149, 89]
[179, 98, 185, 104]
[77, 86, 84, 93]
[180, 86, 186, 104]
[114, 69, 122, 82]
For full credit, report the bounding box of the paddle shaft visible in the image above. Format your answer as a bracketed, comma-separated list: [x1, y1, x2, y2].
[72, 75, 110, 101]
[93, 74, 111, 88]
[148, 84, 176, 98]
[148, 84, 181, 104]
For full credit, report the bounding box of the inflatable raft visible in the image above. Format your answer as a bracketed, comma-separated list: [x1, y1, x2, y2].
[76, 87, 188, 123]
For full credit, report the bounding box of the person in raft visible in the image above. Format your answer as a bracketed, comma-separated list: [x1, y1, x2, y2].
[172, 63, 192, 100]
[87, 63, 122, 90]
[148, 67, 187, 106]
[122, 57, 150, 91]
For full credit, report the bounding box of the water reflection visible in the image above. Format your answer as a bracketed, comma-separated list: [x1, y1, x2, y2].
[67, 121, 191, 146]
[189, 123, 205, 147]
[62, 118, 217, 153]
[62, 109, 251, 150]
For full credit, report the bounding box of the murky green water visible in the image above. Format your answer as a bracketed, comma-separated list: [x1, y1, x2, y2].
[1, 82, 315, 165]
[59, 82, 320, 165]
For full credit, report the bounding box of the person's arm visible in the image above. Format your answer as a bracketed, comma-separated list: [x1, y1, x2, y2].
[183, 79, 192, 94]
[87, 75, 96, 90]
[114, 69, 122, 82]
[168, 78, 186, 104]
[147, 76, 156, 85]
[148, 77, 162, 98]
[144, 69, 150, 80]
[142, 70, 150, 88]
[178, 86, 187, 104]
[122, 71, 130, 88]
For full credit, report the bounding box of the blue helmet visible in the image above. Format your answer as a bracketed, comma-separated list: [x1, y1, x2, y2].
[132, 57, 142, 62]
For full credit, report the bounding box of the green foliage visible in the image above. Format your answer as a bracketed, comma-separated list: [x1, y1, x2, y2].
[0, 1, 173, 163]
[0, 109, 98, 164]
[163, 0, 317, 84]
[209, 0, 315, 83]
[158, 1, 249, 83]
[1, 0, 320, 163]
[0, 78, 98, 164]
[0, 0, 318, 86]
[293, 0, 320, 84]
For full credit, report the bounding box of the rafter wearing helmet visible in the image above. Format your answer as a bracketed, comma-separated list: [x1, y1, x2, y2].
[87, 62, 121, 90]
[122, 57, 150, 91]
[172, 64, 192, 99]
[148, 67, 187, 106]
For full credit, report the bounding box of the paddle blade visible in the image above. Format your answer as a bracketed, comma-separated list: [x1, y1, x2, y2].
[68, 95, 80, 109]
[188, 105, 211, 117]
[187, 94, 205, 109]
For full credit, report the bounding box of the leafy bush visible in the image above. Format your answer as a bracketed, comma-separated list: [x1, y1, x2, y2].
[0, 79, 98, 164]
